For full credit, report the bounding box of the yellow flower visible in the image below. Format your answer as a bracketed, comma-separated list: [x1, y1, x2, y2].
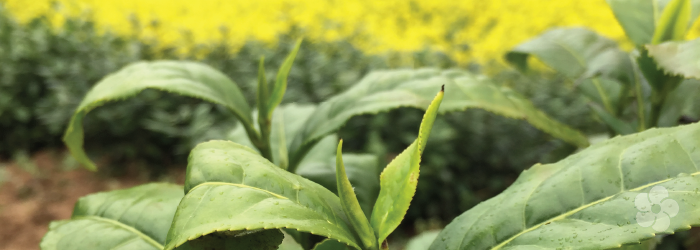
[2, 0, 699, 68]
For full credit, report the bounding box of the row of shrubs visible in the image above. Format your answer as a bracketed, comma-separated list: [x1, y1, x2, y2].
[0, 7, 604, 223]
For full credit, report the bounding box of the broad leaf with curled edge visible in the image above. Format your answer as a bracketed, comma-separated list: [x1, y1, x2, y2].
[63, 61, 254, 171]
[647, 39, 700, 79]
[40, 183, 184, 250]
[288, 68, 589, 171]
[163, 141, 361, 250]
[430, 122, 700, 250]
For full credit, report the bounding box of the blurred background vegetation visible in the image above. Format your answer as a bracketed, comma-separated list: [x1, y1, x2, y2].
[2, 0, 700, 249]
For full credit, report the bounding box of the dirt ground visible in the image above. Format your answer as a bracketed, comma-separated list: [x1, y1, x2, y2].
[0, 150, 184, 250]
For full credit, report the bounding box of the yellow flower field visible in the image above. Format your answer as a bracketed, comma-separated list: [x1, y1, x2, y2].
[2, 0, 699, 65]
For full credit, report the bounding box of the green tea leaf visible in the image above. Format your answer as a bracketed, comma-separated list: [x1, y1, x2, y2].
[173, 229, 284, 250]
[164, 141, 361, 250]
[506, 28, 622, 80]
[312, 239, 350, 250]
[606, 0, 657, 45]
[257, 56, 270, 135]
[506, 28, 630, 113]
[646, 39, 700, 79]
[288, 68, 589, 171]
[651, 0, 691, 44]
[606, 0, 700, 45]
[589, 103, 636, 135]
[268, 39, 302, 117]
[227, 104, 316, 168]
[431, 122, 700, 249]
[659, 80, 700, 126]
[296, 144, 380, 217]
[637, 46, 683, 96]
[224, 104, 380, 216]
[335, 140, 377, 250]
[406, 230, 441, 250]
[617, 239, 658, 250]
[278, 232, 304, 250]
[63, 61, 254, 171]
[370, 87, 443, 244]
[41, 183, 184, 250]
[271, 107, 290, 169]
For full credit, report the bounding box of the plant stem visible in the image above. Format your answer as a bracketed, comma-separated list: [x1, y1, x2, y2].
[633, 65, 646, 131]
[258, 119, 273, 161]
[649, 92, 665, 128]
[254, 56, 274, 161]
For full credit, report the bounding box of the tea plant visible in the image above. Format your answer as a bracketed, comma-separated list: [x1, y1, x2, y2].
[40, 1, 700, 245]
[430, 0, 700, 249]
[507, 0, 700, 135]
[40, 33, 592, 249]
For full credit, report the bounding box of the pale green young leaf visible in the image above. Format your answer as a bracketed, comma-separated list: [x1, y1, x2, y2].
[651, 0, 691, 44]
[431, 122, 700, 249]
[335, 140, 377, 250]
[646, 39, 700, 79]
[63, 61, 254, 171]
[164, 141, 361, 250]
[288, 68, 589, 172]
[268, 39, 302, 118]
[369, 87, 443, 244]
[297, 143, 380, 217]
[41, 183, 184, 250]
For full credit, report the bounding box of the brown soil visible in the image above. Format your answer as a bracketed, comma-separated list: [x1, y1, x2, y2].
[0, 150, 184, 250]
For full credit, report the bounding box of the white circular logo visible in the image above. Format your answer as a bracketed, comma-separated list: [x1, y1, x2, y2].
[634, 185, 679, 232]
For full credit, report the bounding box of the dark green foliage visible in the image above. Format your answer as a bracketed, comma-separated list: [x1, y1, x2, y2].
[0, 5, 601, 227]
[0, 5, 456, 165]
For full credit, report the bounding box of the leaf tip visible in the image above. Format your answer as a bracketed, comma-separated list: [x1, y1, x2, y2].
[336, 139, 344, 156]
